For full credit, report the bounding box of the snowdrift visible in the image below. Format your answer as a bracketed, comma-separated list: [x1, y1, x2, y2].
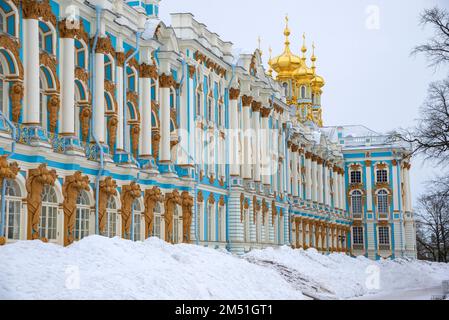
[1, 236, 448, 299]
[0, 236, 304, 300]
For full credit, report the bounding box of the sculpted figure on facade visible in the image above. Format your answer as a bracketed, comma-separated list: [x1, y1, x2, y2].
[164, 189, 181, 243]
[143, 186, 163, 238]
[120, 182, 142, 239]
[9, 82, 24, 122]
[26, 164, 57, 240]
[131, 124, 140, 158]
[107, 115, 118, 153]
[47, 95, 60, 133]
[62, 171, 90, 246]
[181, 191, 194, 243]
[97, 177, 117, 235]
[80, 106, 91, 142]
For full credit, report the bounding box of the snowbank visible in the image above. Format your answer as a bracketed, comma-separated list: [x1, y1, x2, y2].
[245, 246, 449, 299]
[1, 236, 448, 300]
[0, 236, 304, 300]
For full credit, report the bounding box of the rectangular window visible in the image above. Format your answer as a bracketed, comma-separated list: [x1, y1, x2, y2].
[350, 171, 362, 184]
[207, 205, 214, 241]
[378, 226, 390, 247]
[154, 215, 161, 239]
[134, 213, 142, 241]
[376, 169, 388, 183]
[352, 226, 364, 245]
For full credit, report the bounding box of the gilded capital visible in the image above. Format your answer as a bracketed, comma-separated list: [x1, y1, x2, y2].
[241, 95, 253, 107]
[229, 88, 240, 100]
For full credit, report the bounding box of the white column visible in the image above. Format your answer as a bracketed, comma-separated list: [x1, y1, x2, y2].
[178, 64, 188, 165]
[311, 156, 317, 202]
[306, 153, 312, 201]
[94, 49, 105, 143]
[116, 56, 124, 151]
[333, 167, 339, 209]
[261, 109, 271, 185]
[405, 163, 412, 212]
[23, 18, 40, 124]
[340, 170, 346, 211]
[188, 67, 195, 166]
[317, 159, 323, 204]
[324, 164, 329, 206]
[140, 68, 152, 157]
[229, 89, 240, 176]
[159, 74, 171, 163]
[60, 37, 75, 134]
[292, 145, 299, 197]
[252, 102, 261, 182]
[366, 161, 373, 213]
[392, 160, 398, 212]
[242, 95, 252, 179]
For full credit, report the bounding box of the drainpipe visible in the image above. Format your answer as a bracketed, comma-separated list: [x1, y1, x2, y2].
[123, 31, 142, 155]
[91, 5, 105, 235]
[0, 111, 17, 238]
[225, 64, 236, 251]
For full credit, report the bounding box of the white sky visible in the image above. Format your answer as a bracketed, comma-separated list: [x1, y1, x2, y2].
[159, 0, 448, 206]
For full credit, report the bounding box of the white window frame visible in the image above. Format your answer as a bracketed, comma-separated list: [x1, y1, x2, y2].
[75, 190, 90, 241]
[377, 190, 389, 215]
[39, 185, 58, 241]
[352, 226, 364, 245]
[207, 203, 215, 242]
[378, 226, 390, 247]
[350, 170, 362, 184]
[1, 179, 22, 240]
[351, 190, 363, 217]
[105, 196, 118, 238]
[376, 169, 388, 183]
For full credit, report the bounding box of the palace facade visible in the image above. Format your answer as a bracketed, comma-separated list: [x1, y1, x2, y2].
[0, 0, 416, 259]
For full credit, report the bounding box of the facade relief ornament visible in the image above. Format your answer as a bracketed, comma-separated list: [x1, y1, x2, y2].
[62, 172, 90, 246]
[0, 155, 20, 186]
[164, 190, 182, 243]
[260, 107, 271, 118]
[139, 63, 158, 79]
[229, 88, 240, 100]
[9, 82, 24, 122]
[47, 94, 60, 133]
[159, 73, 175, 88]
[120, 182, 142, 239]
[181, 191, 194, 243]
[152, 130, 161, 159]
[251, 101, 262, 112]
[188, 65, 196, 79]
[143, 186, 163, 238]
[262, 198, 268, 225]
[131, 124, 140, 159]
[22, 0, 56, 25]
[241, 95, 253, 107]
[98, 177, 118, 234]
[116, 52, 125, 67]
[26, 164, 57, 240]
[79, 106, 91, 142]
[253, 195, 260, 224]
[75, 67, 89, 84]
[197, 190, 204, 203]
[93, 36, 116, 56]
[107, 115, 118, 153]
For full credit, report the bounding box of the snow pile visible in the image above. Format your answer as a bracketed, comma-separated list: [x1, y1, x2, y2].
[0, 236, 304, 300]
[1, 236, 448, 300]
[245, 246, 449, 299]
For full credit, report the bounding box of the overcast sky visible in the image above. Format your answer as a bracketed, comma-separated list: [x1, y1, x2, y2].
[159, 0, 448, 206]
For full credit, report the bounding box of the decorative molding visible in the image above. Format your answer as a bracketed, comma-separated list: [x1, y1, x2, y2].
[143, 186, 163, 238]
[9, 82, 23, 122]
[107, 115, 118, 153]
[164, 190, 181, 243]
[26, 164, 57, 240]
[79, 106, 91, 143]
[159, 73, 175, 88]
[139, 63, 158, 79]
[241, 95, 253, 107]
[181, 191, 194, 243]
[47, 94, 60, 133]
[97, 177, 118, 235]
[120, 182, 142, 238]
[229, 87, 240, 100]
[62, 172, 90, 246]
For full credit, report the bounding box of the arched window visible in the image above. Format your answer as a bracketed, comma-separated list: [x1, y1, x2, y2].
[38, 22, 55, 55]
[1, 179, 22, 240]
[133, 200, 143, 241]
[153, 201, 162, 239]
[301, 85, 306, 99]
[75, 39, 88, 69]
[207, 203, 214, 242]
[105, 196, 118, 237]
[377, 190, 389, 214]
[126, 66, 137, 92]
[104, 55, 114, 82]
[351, 190, 363, 217]
[40, 185, 58, 241]
[75, 190, 90, 241]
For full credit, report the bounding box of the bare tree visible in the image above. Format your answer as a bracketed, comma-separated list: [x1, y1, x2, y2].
[416, 190, 449, 262]
[412, 7, 449, 69]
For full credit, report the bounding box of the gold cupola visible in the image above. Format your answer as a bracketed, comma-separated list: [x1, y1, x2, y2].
[310, 44, 325, 93]
[292, 33, 315, 85]
[268, 16, 302, 81]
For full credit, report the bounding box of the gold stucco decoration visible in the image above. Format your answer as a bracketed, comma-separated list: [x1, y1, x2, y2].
[26, 164, 57, 240]
[62, 171, 90, 246]
[181, 191, 194, 243]
[164, 190, 181, 243]
[120, 182, 142, 239]
[143, 186, 163, 238]
[97, 177, 117, 234]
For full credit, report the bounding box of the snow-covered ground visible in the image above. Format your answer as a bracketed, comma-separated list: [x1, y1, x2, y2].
[1, 236, 448, 300]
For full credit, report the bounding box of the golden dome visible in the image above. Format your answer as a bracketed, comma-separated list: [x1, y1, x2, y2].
[293, 34, 314, 83]
[310, 43, 325, 91]
[268, 16, 302, 79]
